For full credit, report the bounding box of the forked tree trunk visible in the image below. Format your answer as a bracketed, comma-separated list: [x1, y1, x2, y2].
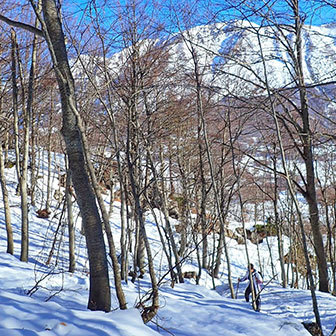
[70, 30, 129, 291]
[32, 0, 111, 312]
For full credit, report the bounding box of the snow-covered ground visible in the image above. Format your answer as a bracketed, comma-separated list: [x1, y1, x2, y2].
[0, 155, 335, 336]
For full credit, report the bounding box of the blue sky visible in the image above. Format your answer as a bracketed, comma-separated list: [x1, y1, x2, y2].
[63, 0, 336, 55]
[209, 0, 336, 27]
[65, 0, 336, 28]
[60, 0, 336, 57]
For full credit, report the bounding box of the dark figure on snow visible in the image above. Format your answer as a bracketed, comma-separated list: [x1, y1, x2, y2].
[238, 263, 263, 311]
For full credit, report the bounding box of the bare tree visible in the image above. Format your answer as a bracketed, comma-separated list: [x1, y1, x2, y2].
[0, 0, 112, 312]
[254, 18, 323, 330]
[11, 27, 31, 262]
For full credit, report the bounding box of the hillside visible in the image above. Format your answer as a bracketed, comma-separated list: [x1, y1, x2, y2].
[0, 152, 335, 335]
[174, 21, 336, 88]
[94, 21, 336, 97]
[0, 4, 336, 335]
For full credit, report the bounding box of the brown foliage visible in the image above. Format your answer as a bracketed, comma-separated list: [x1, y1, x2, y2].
[36, 209, 51, 219]
[182, 271, 197, 280]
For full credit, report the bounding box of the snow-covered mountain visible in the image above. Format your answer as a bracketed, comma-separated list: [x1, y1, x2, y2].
[84, 20, 336, 100]
[167, 21, 336, 92]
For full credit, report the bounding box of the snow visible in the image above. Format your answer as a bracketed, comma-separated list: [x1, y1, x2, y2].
[108, 21, 336, 96]
[1, 152, 336, 336]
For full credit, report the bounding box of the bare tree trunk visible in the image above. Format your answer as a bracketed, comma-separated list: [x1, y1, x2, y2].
[0, 76, 13, 255]
[26, 16, 38, 209]
[292, 1, 328, 292]
[176, 140, 190, 258]
[30, 0, 111, 312]
[29, 105, 38, 207]
[271, 150, 286, 287]
[255, 203, 262, 271]
[157, 147, 184, 283]
[256, 26, 323, 331]
[229, 118, 257, 309]
[146, 199, 176, 284]
[75, 125, 127, 309]
[45, 112, 53, 211]
[65, 163, 75, 273]
[0, 138, 14, 255]
[198, 141, 208, 270]
[128, 154, 159, 322]
[213, 136, 234, 282]
[198, 55, 234, 294]
[3, 131, 9, 165]
[72, 31, 129, 291]
[119, 177, 128, 281]
[11, 29, 29, 262]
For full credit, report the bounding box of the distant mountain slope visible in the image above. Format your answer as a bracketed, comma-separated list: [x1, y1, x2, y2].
[72, 21, 336, 98]
[165, 21, 336, 93]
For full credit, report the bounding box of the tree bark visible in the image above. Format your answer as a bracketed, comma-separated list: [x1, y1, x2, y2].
[256, 25, 323, 330]
[65, 164, 76, 273]
[292, 0, 328, 292]
[272, 150, 286, 287]
[36, 0, 111, 312]
[11, 29, 29, 262]
[0, 138, 14, 255]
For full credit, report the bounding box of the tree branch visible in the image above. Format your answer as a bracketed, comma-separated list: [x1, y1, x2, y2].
[0, 14, 44, 37]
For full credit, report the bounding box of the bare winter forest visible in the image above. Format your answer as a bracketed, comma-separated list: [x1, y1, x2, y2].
[0, 1, 336, 335]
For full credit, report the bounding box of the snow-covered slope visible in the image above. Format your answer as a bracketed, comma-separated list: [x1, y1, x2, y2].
[167, 21, 336, 90]
[85, 20, 336, 99]
[1, 150, 336, 335]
